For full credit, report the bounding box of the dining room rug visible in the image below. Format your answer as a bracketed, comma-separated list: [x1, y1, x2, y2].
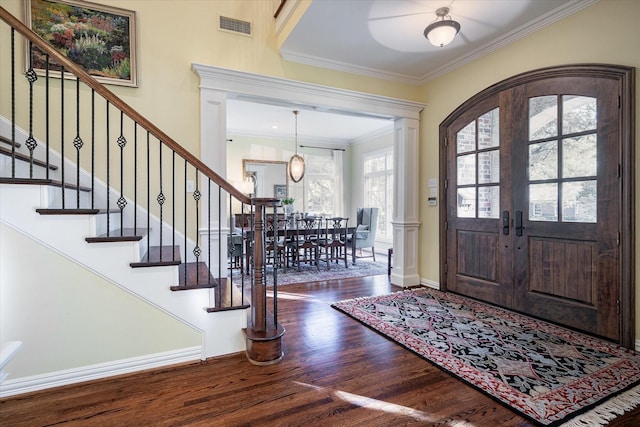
[232, 258, 388, 286]
[331, 287, 640, 426]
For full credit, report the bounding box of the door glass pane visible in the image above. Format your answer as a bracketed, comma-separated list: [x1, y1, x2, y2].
[529, 96, 558, 141]
[529, 141, 558, 180]
[529, 183, 558, 221]
[478, 150, 499, 184]
[478, 108, 499, 149]
[457, 154, 476, 185]
[478, 186, 500, 218]
[563, 96, 596, 134]
[562, 181, 597, 223]
[457, 121, 476, 153]
[457, 188, 475, 218]
[563, 135, 597, 178]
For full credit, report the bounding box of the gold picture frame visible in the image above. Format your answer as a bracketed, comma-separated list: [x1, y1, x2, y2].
[24, 0, 137, 87]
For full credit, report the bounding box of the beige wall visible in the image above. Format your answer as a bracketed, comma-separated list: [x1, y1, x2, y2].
[0, 224, 200, 378]
[1, 0, 639, 380]
[418, 0, 640, 340]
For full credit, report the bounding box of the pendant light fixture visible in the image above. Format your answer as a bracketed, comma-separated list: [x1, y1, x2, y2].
[424, 7, 461, 48]
[288, 110, 305, 182]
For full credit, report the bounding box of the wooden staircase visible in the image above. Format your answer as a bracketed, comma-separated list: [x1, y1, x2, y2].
[1, 132, 245, 308]
[0, 5, 284, 397]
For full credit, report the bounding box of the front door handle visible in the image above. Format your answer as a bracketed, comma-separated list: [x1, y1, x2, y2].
[515, 211, 523, 236]
[502, 210, 510, 235]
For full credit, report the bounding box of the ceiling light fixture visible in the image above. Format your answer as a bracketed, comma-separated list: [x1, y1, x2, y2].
[288, 110, 305, 183]
[423, 7, 460, 48]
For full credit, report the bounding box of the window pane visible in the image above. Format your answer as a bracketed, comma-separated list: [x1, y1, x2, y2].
[563, 181, 597, 223]
[457, 188, 475, 218]
[478, 150, 499, 184]
[529, 96, 558, 141]
[478, 108, 499, 149]
[457, 154, 476, 185]
[563, 134, 597, 178]
[529, 140, 558, 180]
[563, 96, 596, 134]
[364, 156, 385, 174]
[478, 186, 500, 218]
[529, 183, 558, 221]
[457, 121, 475, 153]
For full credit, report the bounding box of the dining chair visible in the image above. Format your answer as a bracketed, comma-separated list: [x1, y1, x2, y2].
[288, 216, 321, 271]
[265, 214, 288, 271]
[319, 217, 349, 270]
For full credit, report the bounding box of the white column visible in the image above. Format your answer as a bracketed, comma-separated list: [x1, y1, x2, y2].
[198, 88, 230, 277]
[391, 118, 421, 287]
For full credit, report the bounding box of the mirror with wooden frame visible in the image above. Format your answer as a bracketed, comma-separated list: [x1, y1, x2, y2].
[242, 159, 288, 198]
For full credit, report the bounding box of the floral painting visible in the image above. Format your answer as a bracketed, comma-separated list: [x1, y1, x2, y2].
[25, 0, 137, 86]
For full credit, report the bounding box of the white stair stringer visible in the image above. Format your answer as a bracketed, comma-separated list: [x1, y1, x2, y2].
[0, 183, 248, 361]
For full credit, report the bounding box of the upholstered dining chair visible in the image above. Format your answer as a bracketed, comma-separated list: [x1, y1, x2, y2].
[347, 207, 378, 265]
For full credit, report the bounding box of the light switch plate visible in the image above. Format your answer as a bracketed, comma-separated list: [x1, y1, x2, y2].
[428, 178, 437, 187]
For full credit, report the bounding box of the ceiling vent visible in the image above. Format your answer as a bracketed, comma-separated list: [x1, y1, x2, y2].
[219, 16, 252, 36]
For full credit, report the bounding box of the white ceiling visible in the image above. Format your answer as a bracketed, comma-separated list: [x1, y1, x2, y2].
[228, 0, 597, 144]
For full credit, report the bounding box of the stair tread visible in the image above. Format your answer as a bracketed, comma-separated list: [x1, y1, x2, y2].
[86, 228, 147, 243]
[37, 208, 101, 215]
[0, 177, 91, 192]
[171, 262, 218, 290]
[131, 245, 181, 267]
[0, 135, 21, 148]
[206, 278, 250, 311]
[0, 145, 57, 170]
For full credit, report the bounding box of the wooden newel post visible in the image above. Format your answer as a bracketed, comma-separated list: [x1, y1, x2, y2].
[242, 199, 285, 365]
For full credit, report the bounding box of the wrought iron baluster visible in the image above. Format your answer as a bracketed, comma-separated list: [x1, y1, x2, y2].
[209, 181, 216, 308]
[183, 159, 187, 286]
[90, 90, 95, 209]
[193, 168, 201, 285]
[146, 132, 150, 259]
[172, 152, 175, 262]
[73, 78, 84, 208]
[25, 41, 38, 179]
[133, 122, 138, 234]
[158, 140, 164, 253]
[60, 66, 65, 208]
[105, 101, 110, 235]
[45, 56, 50, 180]
[117, 111, 127, 230]
[10, 28, 16, 178]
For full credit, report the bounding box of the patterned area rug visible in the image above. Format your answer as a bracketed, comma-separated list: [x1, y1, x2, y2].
[332, 287, 640, 426]
[231, 258, 388, 286]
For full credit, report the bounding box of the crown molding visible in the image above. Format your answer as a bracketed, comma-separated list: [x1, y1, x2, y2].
[192, 63, 424, 120]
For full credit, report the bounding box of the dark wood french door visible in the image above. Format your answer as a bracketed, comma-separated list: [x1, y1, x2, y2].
[440, 65, 635, 346]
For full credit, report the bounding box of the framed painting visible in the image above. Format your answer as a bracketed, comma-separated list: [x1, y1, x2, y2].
[24, 0, 137, 87]
[274, 184, 287, 198]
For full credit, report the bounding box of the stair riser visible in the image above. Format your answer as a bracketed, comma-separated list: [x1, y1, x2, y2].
[0, 154, 56, 180]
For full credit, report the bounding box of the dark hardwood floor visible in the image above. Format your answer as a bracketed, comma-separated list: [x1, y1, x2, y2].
[1, 275, 639, 426]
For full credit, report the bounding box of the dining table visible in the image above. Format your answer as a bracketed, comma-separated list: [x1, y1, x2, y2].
[233, 216, 354, 273]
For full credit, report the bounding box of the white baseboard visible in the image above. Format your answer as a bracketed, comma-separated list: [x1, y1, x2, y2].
[0, 346, 201, 398]
[420, 278, 440, 289]
[636, 339, 640, 352]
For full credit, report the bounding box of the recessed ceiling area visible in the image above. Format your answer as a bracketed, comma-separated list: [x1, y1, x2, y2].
[280, 0, 596, 84]
[227, 0, 597, 143]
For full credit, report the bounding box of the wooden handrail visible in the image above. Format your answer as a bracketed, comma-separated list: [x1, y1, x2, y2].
[0, 6, 250, 204]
